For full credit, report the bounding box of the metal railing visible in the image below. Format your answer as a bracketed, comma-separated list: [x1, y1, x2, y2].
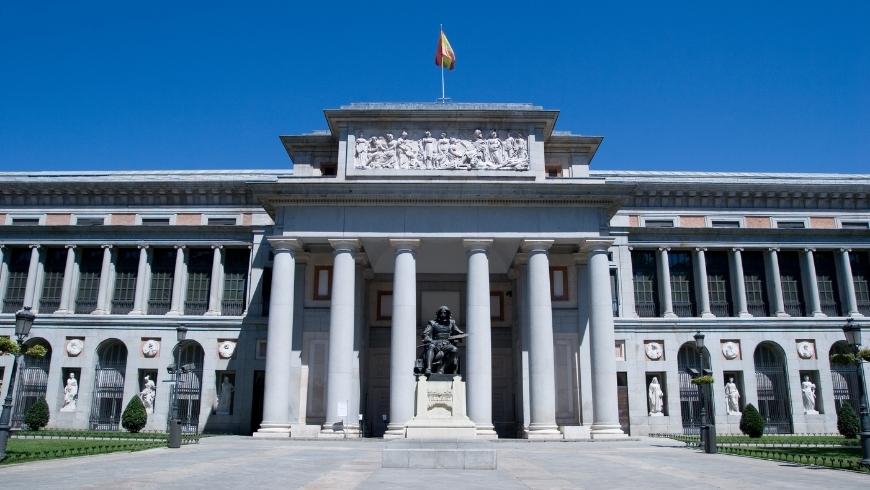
[221, 299, 245, 316]
[111, 299, 134, 315]
[636, 302, 658, 317]
[148, 300, 171, 315]
[673, 302, 695, 317]
[75, 300, 97, 314]
[3, 298, 24, 314]
[184, 300, 208, 316]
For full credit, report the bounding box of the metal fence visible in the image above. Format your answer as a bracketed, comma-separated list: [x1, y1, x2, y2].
[754, 345, 793, 434]
[12, 352, 51, 428]
[89, 342, 128, 431]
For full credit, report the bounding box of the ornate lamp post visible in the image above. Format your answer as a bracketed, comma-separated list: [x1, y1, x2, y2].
[843, 319, 870, 466]
[694, 330, 716, 454]
[167, 325, 187, 449]
[0, 306, 36, 460]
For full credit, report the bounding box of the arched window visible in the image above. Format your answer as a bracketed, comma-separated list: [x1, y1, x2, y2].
[753, 342, 792, 434]
[89, 339, 128, 431]
[829, 341, 859, 412]
[677, 342, 712, 435]
[170, 341, 205, 434]
[12, 338, 52, 428]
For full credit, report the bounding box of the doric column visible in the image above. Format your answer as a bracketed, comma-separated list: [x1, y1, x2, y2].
[167, 245, 186, 316]
[0, 245, 7, 306]
[802, 248, 824, 317]
[586, 239, 627, 438]
[130, 245, 149, 315]
[385, 239, 420, 437]
[837, 249, 862, 317]
[206, 245, 224, 316]
[55, 245, 77, 314]
[657, 247, 676, 318]
[92, 245, 113, 314]
[730, 248, 751, 317]
[255, 238, 301, 438]
[766, 248, 788, 317]
[464, 239, 496, 437]
[694, 248, 713, 318]
[522, 239, 560, 438]
[22, 244, 41, 308]
[619, 246, 637, 318]
[322, 239, 360, 435]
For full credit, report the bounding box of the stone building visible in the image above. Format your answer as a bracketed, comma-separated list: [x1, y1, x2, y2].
[0, 103, 867, 438]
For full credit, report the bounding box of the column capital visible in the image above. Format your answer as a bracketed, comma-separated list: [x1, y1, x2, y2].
[137, 243, 148, 250]
[463, 239, 493, 254]
[803, 247, 815, 253]
[174, 244, 186, 250]
[268, 237, 303, 254]
[100, 244, 112, 249]
[65, 244, 77, 250]
[582, 238, 614, 253]
[768, 247, 780, 253]
[694, 247, 708, 253]
[211, 244, 224, 250]
[29, 244, 41, 249]
[839, 248, 852, 254]
[731, 247, 744, 253]
[328, 238, 361, 254]
[520, 239, 554, 253]
[657, 246, 670, 252]
[389, 238, 420, 254]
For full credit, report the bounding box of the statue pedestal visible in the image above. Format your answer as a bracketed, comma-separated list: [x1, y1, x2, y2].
[405, 374, 477, 440]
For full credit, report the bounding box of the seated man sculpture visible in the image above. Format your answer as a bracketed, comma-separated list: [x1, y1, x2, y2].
[419, 306, 465, 376]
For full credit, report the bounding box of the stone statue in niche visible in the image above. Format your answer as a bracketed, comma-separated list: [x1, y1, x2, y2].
[648, 377, 664, 416]
[216, 376, 234, 415]
[353, 129, 530, 171]
[802, 375, 818, 414]
[140, 375, 156, 414]
[61, 372, 78, 412]
[725, 377, 741, 415]
[415, 306, 466, 376]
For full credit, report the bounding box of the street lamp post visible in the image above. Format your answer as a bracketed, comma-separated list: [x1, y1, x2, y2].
[694, 330, 716, 454]
[0, 306, 36, 461]
[843, 319, 870, 467]
[167, 325, 187, 449]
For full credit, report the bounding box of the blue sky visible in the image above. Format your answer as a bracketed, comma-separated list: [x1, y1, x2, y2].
[1, 1, 867, 173]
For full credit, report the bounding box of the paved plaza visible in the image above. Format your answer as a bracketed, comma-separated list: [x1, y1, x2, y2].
[1, 436, 867, 489]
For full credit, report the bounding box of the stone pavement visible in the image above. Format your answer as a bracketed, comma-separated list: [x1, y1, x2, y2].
[0, 436, 867, 489]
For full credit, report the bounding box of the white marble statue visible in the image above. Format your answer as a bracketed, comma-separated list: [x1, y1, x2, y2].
[420, 131, 437, 169]
[61, 372, 78, 412]
[802, 375, 818, 414]
[216, 376, 234, 415]
[354, 133, 369, 168]
[648, 377, 664, 416]
[725, 377, 741, 415]
[140, 375, 156, 414]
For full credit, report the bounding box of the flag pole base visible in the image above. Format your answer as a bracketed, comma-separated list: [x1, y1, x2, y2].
[435, 97, 452, 104]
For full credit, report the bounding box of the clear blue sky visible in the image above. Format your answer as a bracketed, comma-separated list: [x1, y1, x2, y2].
[1, 1, 867, 173]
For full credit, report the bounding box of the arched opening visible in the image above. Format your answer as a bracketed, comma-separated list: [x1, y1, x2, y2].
[830, 341, 859, 412]
[677, 342, 713, 435]
[170, 341, 205, 435]
[89, 339, 128, 431]
[753, 342, 793, 433]
[12, 338, 52, 428]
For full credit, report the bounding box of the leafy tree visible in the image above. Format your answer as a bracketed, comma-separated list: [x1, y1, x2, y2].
[122, 395, 148, 433]
[24, 399, 50, 430]
[837, 402, 860, 439]
[739, 403, 764, 438]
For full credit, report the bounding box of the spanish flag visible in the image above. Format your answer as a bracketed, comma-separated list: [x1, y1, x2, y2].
[435, 29, 456, 70]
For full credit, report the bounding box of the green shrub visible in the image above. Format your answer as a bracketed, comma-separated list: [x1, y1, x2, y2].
[121, 396, 147, 433]
[837, 402, 860, 439]
[24, 399, 50, 431]
[739, 403, 764, 438]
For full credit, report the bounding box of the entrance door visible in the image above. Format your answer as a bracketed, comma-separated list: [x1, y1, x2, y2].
[492, 340, 516, 437]
[617, 372, 630, 435]
[249, 370, 265, 434]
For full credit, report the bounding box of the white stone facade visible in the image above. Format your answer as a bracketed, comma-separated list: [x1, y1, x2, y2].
[1, 103, 868, 439]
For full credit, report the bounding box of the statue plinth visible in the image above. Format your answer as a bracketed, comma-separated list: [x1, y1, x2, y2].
[405, 374, 477, 439]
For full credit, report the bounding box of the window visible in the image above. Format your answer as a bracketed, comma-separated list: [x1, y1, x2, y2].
[39, 248, 67, 312]
[185, 249, 212, 315]
[111, 248, 139, 314]
[711, 220, 741, 228]
[75, 217, 105, 226]
[610, 269, 619, 317]
[644, 219, 675, 228]
[778, 251, 805, 316]
[141, 217, 171, 225]
[706, 251, 732, 316]
[632, 251, 659, 317]
[11, 217, 40, 226]
[490, 291, 505, 321]
[669, 251, 695, 317]
[3, 248, 31, 313]
[550, 266, 569, 301]
[207, 217, 237, 226]
[313, 266, 333, 300]
[148, 249, 175, 315]
[776, 220, 806, 229]
[222, 249, 250, 316]
[814, 252, 841, 316]
[75, 249, 103, 314]
[841, 221, 870, 230]
[742, 252, 769, 316]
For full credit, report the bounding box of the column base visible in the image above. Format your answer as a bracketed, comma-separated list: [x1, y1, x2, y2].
[662, 312, 677, 318]
[91, 309, 108, 315]
[204, 310, 221, 316]
[128, 309, 143, 315]
[776, 312, 790, 318]
[166, 310, 182, 316]
[590, 424, 628, 440]
[524, 424, 562, 440]
[54, 309, 70, 315]
[812, 311, 826, 318]
[701, 312, 715, 318]
[253, 423, 291, 438]
[738, 311, 752, 318]
[319, 424, 360, 438]
[475, 425, 498, 439]
[384, 424, 407, 439]
[849, 312, 865, 318]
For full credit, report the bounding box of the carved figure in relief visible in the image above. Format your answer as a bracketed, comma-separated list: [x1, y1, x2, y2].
[397, 131, 420, 169]
[725, 377, 741, 415]
[802, 375, 818, 414]
[471, 129, 489, 167]
[354, 134, 369, 169]
[61, 372, 78, 411]
[216, 376, 234, 415]
[140, 374, 156, 414]
[487, 130, 506, 167]
[436, 132, 450, 168]
[420, 131, 438, 169]
[447, 138, 469, 169]
[648, 376, 664, 416]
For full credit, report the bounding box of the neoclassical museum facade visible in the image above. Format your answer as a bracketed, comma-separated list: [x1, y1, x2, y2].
[0, 103, 868, 438]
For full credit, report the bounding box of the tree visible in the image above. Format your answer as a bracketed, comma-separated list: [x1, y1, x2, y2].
[739, 403, 764, 438]
[24, 399, 50, 431]
[837, 402, 860, 439]
[122, 395, 148, 433]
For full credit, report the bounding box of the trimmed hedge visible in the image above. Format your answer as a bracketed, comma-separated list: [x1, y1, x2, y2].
[24, 399, 50, 431]
[739, 403, 764, 438]
[837, 403, 860, 439]
[121, 396, 147, 433]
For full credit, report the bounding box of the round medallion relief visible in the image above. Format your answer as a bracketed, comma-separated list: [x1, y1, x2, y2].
[797, 341, 815, 360]
[218, 340, 237, 359]
[721, 342, 740, 360]
[645, 342, 663, 361]
[66, 339, 84, 357]
[142, 339, 160, 358]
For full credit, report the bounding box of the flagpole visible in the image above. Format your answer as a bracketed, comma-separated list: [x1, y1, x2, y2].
[440, 24, 446, 103]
